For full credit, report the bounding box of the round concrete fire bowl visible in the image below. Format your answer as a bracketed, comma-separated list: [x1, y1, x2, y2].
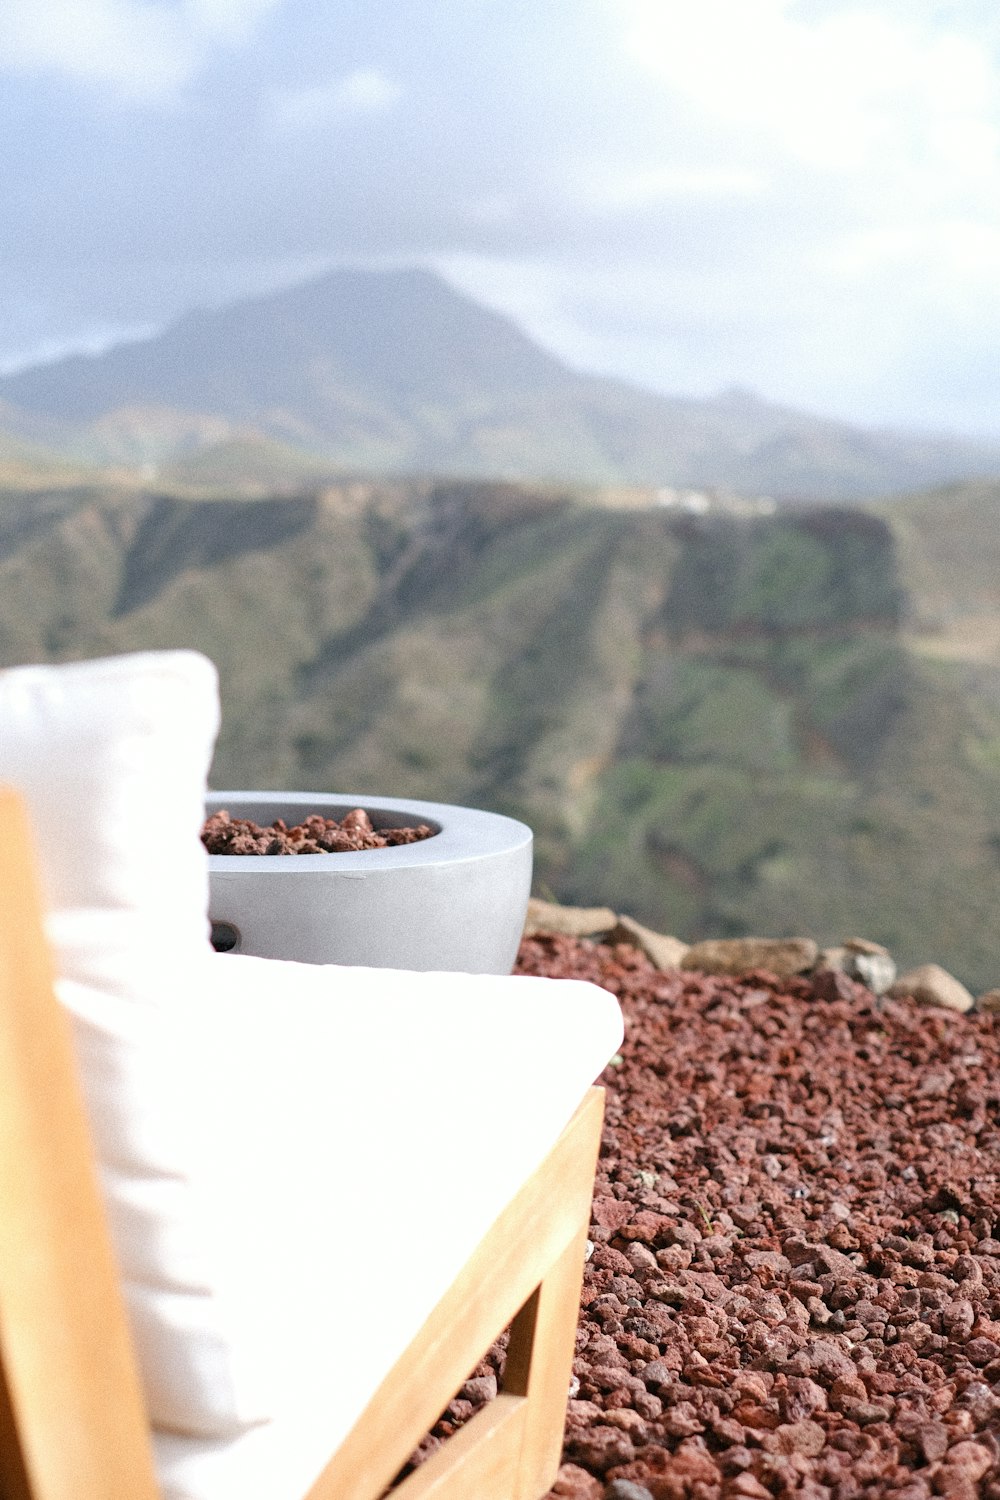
[205, 791, 533, 974]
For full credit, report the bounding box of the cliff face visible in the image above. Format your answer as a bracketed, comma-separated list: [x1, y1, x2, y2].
[2, 477, 1000, 989]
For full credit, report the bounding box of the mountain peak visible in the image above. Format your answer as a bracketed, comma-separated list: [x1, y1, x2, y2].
[2, 267, 1000, 499]
[0, 265, 578, 426]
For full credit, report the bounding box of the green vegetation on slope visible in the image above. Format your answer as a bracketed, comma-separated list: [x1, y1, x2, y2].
[2, 476, 1000, 989]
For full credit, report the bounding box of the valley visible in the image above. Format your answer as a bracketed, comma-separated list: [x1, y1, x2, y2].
[3, 472, 1000, 990]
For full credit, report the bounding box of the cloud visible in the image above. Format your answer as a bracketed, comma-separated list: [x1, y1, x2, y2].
[333, 68, 402, 113]
[578, 164, 766, 211]
[438, 237, 1000, 436]
[620, 0, 1000, 182]
[0, 0, 282, 100]
[537, 0, 998, 429]
[2, 0, 1000, 437]
[820, 220, 1000, 282]
[272, 68, 403, 129]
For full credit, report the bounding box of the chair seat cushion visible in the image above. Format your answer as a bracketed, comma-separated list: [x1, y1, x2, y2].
[153, 1407, 343, 1500]
[147, 951, 622, 1498]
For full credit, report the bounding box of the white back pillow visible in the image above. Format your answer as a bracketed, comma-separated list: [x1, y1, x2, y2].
[0, 652, 254, 1433]
[0, 650, 218, 1010]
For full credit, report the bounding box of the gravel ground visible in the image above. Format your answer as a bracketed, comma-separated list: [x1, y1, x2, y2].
[200, 807, 433, 854]
[403, 933, 1000, 1499]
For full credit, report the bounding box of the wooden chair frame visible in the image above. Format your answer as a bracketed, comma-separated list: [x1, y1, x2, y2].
[0, 787, 604, 1500]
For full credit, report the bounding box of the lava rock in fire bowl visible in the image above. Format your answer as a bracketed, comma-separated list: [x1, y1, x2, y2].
[204, 791, 533, 973]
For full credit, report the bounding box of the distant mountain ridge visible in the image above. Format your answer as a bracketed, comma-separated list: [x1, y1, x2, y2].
[3, 267, 1000, 500]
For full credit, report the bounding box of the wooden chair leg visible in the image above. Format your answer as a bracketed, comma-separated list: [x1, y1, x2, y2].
[314, 1088, 604, 1500]
[503, 1221, 592, 1500]
[391, 1222, 591, 1500]
[386, 1393, 528, 1499]
[386, 1102, 601, 1500]
[0, 789, 159, 1500]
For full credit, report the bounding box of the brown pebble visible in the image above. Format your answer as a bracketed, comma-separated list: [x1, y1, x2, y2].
[551, 1463, 605, 1499]
[458, 1372, 497, 1404]
[944, 1440, 995, 1480]
[763, 1419, 826, 1456]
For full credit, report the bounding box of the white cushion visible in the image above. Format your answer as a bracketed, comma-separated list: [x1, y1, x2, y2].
[0, 649, 625, 1456]
[75, 950, 622, 1453]
[150, 952, 623, 1500]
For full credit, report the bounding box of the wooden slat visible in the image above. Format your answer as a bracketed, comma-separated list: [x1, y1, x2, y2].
[391, 1393, 528, 1499]
[311, 1086, 604, 1500]
[504, 1223, 594, 1500]
[0, 787, 159, 1500]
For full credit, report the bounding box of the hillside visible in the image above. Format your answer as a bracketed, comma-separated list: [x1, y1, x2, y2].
[3, 269, 1000, 500]
[2, 476, 1000, 990]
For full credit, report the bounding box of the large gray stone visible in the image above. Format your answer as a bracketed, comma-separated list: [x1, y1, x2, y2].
[523, 897, 617, 938]
[814, 938, 897, 995]
[603, 915, 689, 970]
[888, 963, 974, 1013]
[815, 945, 849, 973]
[843, 936, 891, 957]
[682, 936, 818, 978]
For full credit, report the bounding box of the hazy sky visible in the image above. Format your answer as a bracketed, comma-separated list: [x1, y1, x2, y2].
[2, 0, 1000, 435]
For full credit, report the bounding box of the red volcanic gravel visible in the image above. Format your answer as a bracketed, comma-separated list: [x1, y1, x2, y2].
[404, 933, 1000, 1499]
[200, 807, 434, 855]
